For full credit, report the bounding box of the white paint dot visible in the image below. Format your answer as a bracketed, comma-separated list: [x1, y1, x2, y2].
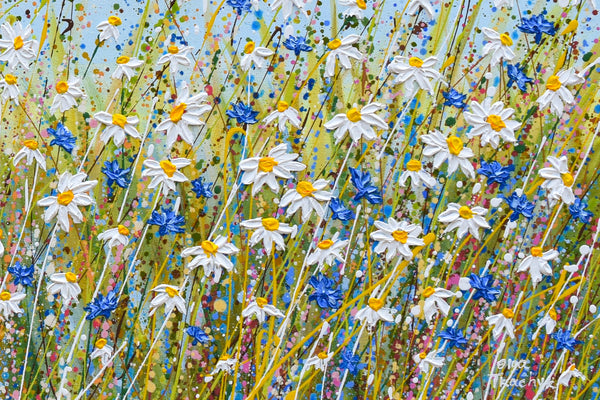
[570, 296, 578, 304]
[590, 305, 597, 313]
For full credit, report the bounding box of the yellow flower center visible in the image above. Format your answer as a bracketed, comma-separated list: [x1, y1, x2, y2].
[65, 272, 78, 283]
[56, 81, 69, 94]
[95, 338, 107, 349]
[327, 38, 342, 50]
[168, 45, 179, 54]
[277, 101, 289, 112]
[346, 108, 362, 123]
[201, 240, 219, 257]
[502, 307, 514, 319]
[499, 33, 513, 46]
[368, 297, 384, 311]
[356, 0, 367, 9]
[219, 354, 230, 361]
[408, 57, 424, 68]
[170, 103, 187, 123]
[549, 308, 558, 321]
[5, 74, 17, 85]
[422, 286, 435, 298]
[317, 351, 329, 359]
[419, 352, 427, 359]
[117, 224, 130, 235]
[0, 291, 11, 301]
[261, 218, 280, 231]
[159, 160, 177, 177]
[116, 55, 130, 64]
[164, 286, 179, 297]
[486, 115, 506, 132]
[569, 364, 576, 371]
[561, 172, 574, 187]
[57, 190, 74, 206]
[112, 113, 128, 128]
[244, 41, 255, 54]
[256, 297, 268, 308]
[296, 181, 316, 197]
[258, 157, 278, 172]
[317, 239, 334, 249]
[13, 36, 24, 50]
[23, 139, 38, 150]
[108, 16, 122, 26]
[531, 246, 543, 257]
[392, 230, 408, 244]
[546, 75, 562, 91]
[446, 136, 464, 156]
[458, 206, 473, 219]
[406, 159, 422, 172]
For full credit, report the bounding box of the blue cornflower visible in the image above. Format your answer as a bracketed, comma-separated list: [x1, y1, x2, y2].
[308, 274, 342, 309]
[283, 36, 313, 56]
[439, 327, 468, 349]
[553, 329, 582, 351]
[478, 160, 514, 188]
[469, 273, 500, 302]
[349, 167, 382, 204]
[517, 14, 556, 44]
[226, 0, 252, 14]
[102, 160, 130, 189]
[48, 122, 76, 153]
[329, 198, 355, 221]
[226, 102, 259, 125]
[7, 261, 35, 287]
[569, 197, 593, 224]
[340, 348, 366, 375]
[148, 207, 186, 236]
[191, 177, 214, 199]
[442, 88, 467, 108]
[186, 326, 212, 345]
[507, 63, 533, 92]
[84, 290, 119, 320]
[504, 192, 535, 221]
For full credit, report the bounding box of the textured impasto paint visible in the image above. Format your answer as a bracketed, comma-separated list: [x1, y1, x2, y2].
[0, 0, 599, 399]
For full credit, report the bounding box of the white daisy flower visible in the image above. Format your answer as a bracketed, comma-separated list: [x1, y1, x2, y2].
[213, 355, 237, 374]
[181, 236, 240, 283]
[306, 232, 348, 269]
[112, 56, 144, 81]
[141, 157, 190, 195]
[90, 338, 113, 365]
[148, 284, 187, 316]
[339, 0, 367, 18]
[398, 158, 437, 191]
[97, 225, 130, 249]
[0, 73, 20, 104]
[354, 297, 395, 328]
[0, 290, 25, 319]
[412, 287, 456, 324]
[304, 351, 333, 372]
[50, 77, 85, 114]
[96, 16, 122, 42]
[13, 139, 46, 171]
[413, 349, 445, 374]
[0, 22, 37, 70]
[420, 130, 475, 178]
[533, 308, 558, 339]
[240, 41, 274, 71]
[242, 297, 285, 323]
[538, 156, 576, 205]
[157, 43, 193, 75]
[240, 217, 297, 253]
[155, 86, 211, 149]
[388, 56, 443, 95]
[481, 28, 515, 66]
[324, 35, 363, 78]
[438, 203, 491, 240]
[464, 99, 521, 149]
[94, 112, 140, 146]
[47, 272, 81, 303]
[406, 0, 435, 20]
[370, 218, 425, 262]
[270, 0, 309, 19]
[557, 365, 586, 387]
[486, 308, 516, 340]
[323, 102, 387, 143]
[239, 143, 306, 196]
[262, 100, 302, 131]
[279, 179, 332, 222]
[537, 68, 585, 115]
[516, 246, 558, 287]
[37, 172, 98, 232]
